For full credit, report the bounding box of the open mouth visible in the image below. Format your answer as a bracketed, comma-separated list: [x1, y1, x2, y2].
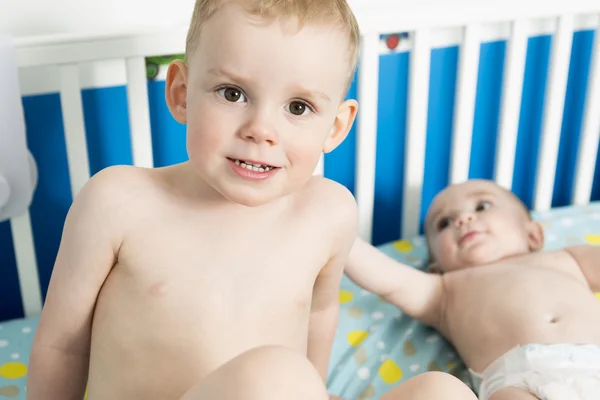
[228, 158, 278, 173]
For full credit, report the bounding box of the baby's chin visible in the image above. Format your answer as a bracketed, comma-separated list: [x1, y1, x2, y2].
[444, 247, 526, 271]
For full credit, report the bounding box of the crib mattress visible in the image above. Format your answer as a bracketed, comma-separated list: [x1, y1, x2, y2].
[2, 202, 600, 399]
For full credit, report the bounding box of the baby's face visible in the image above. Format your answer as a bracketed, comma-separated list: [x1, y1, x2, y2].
[425, 180, 542, 272]
[177, 4, 355, 206]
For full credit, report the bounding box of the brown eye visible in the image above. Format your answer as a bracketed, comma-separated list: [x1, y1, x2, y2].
[437, 217, 451, 231]
[288, 101, 309, 116]
[217, 87, 246, 103]
[475, 201, 491, 212]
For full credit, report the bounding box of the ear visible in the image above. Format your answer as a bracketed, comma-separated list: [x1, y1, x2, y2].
[527, 221, 545, 252]
[323, 99, 358, 153]
[165, 60, 189, 124]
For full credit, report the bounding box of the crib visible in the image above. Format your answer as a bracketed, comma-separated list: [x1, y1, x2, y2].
[1, 0, 600, 398]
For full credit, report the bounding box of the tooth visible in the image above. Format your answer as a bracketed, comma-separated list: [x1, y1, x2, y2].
[234, 160, 240, 165]
[252, 163, 262, 167]
[245, 165, 253, 170]
[258, 167, 265, 172]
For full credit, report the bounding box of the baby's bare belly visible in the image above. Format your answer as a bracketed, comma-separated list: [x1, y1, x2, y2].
[84, 269, 311, 400]
[447, 269, 600, 372]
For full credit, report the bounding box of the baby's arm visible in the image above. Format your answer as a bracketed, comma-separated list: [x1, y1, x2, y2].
[565, 245, 600, 292]
[307, 183, 358, 382]
[345, 238, 444, 326]
[26, 167, 127, 400]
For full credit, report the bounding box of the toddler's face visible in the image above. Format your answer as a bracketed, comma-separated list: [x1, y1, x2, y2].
[169, 3, 357, 206]
[425, 180, 543, 272]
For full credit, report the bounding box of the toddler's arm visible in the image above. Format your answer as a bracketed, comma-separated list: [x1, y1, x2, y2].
[26, 167, 126, 400]
[307, 183, 358, 383]
[345, 237, 444, 326]
[565, 245, 600, 292]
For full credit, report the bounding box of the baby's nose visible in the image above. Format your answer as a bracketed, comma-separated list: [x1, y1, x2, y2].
[456, 212, 474, 226]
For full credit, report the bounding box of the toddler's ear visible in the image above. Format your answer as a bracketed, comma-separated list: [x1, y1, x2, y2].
[323, 99, 358, 153]
[527, 221, 545, 252]
[165, 60, 189, 124]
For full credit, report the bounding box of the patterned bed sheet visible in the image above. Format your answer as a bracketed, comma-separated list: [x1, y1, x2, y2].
[2, 203, 600, 399]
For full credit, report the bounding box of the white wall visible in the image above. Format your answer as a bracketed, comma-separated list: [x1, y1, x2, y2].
[1, 0, 196, 37]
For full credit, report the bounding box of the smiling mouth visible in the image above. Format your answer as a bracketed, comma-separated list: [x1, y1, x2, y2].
[227, 158, 278, 172]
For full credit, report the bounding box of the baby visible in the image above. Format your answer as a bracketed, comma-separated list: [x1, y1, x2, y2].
[345, 179, 600, 400]
[26, 1, 476, 399]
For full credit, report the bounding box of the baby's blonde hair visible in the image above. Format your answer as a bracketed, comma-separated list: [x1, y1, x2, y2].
[185, 0, 360, 91]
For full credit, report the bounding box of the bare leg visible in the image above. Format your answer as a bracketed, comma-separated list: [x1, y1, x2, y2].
[179, 345, 330, 400]
[379, 372, 478, 400]
[490, 387, 539, 400]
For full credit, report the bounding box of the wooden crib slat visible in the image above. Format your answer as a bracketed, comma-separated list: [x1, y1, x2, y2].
[10, 213, 42, 317]
[126, 57, 154, 168]
[403, 29, 431, 239]
[355, 33, 380, 242]
[450, 24, 482, 184]
[572, 19, 600, 205]
[494, 20, 529, 190]
[59, 64, 91, 197]
[533, 15, 575, 211]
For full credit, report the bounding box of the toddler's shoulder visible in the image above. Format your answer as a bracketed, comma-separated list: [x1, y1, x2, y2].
[305, 176, 357, 217]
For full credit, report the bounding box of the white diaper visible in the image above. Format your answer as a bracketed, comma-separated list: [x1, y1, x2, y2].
[469, 343, 600, 400]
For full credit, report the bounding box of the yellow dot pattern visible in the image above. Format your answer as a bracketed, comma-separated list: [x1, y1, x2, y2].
[0, 363, 27, 380]
[378, 359, 403, 384]
[393, 240, 413, 253]
[596, 293, 600, 301]
[347, 330, 370, 347]
[584, 234, 600, 245]
[339, 290, 354, 304]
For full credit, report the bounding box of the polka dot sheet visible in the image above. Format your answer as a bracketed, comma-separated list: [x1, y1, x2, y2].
[327, 202, 600, 399]
[1, 202, 600, 399]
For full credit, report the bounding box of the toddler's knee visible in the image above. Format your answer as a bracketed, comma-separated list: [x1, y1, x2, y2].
[232, 345, 329, 399]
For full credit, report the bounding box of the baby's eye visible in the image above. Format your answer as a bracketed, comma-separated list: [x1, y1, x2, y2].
[287, 101, 312, 116]
[437, 217, 451, 231]
[475, 200, 492, 212]
[217, 87, 247, 103]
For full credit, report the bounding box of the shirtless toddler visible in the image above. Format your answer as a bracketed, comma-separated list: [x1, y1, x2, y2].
[345, 179, 600, 400]
[25, 1, 476, 399]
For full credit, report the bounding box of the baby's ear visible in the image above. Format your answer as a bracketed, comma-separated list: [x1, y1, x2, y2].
[527, 221, 545, 252]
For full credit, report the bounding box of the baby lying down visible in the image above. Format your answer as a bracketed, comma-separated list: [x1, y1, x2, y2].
[345, 179, 600, 400]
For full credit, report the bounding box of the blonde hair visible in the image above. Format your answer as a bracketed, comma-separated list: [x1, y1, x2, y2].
[185, 0, 360, 89]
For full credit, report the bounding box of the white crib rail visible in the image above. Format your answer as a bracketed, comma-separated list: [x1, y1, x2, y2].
[533, 15, 575, 211]
[494, 20, 529, 190]
[402, 29, 431, 239]
[355, 33, 380, 241]
[126, 57, 155, 169]
[449, 24, 481, 185]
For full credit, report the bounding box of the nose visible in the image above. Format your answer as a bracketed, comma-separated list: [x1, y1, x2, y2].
[239, 110, 278, 145]
[455, 212, 475, 227]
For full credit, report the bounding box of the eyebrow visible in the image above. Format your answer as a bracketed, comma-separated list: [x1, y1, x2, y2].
[288, 85, 331, 103]
[207, 67, 252, 86]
